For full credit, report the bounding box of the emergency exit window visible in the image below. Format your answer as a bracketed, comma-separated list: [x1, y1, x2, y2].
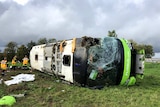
[35, 54, 38, 61]
[63, 55, 71, 66]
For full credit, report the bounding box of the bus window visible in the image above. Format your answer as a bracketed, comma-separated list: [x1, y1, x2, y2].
[63, 55, 71, 66]
[35, 54, 38, 61]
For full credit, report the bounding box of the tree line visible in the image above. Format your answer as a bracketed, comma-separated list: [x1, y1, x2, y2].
[0, 32, 154, 62]
[0, 38, 56, 61]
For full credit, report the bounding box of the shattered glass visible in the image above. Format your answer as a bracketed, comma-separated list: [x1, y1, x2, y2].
[87, 37, 123, 86]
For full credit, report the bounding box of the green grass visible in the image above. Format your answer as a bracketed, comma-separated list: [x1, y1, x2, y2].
[0, 62, 160, 107]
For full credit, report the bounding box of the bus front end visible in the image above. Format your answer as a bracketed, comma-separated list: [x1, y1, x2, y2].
[86, 37, 145, 88]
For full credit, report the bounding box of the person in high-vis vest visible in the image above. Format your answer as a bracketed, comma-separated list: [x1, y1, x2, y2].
[11, 55, 17, 70]
[1, 57, 7, 76]
[22, 55, 29, 66]
[22, 55, 29, 70]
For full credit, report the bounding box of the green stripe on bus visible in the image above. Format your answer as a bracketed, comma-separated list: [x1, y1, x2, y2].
[120, 39, 131, 85]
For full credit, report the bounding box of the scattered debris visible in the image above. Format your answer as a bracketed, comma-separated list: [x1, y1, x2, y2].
[47, 87, 52, 90]
[61, 90, 65, 92]
[4, 74, 35, 86]
[56, 80, 60, 83]
[11, 94, 25, 98]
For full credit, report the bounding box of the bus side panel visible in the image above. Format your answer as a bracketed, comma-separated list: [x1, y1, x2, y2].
[61, 40, 74, 83]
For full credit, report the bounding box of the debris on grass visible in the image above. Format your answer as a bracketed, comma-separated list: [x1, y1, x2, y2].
[11, 93, 25, 98]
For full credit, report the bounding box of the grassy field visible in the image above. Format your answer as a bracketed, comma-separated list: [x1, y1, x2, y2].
[0, 62, 160, 107]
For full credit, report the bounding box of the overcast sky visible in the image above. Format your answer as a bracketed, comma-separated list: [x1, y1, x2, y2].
[0, 0, 160, 52]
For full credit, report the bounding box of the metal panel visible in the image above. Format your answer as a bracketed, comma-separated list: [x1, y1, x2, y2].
[61, 40, 73, 83]
[44, 45, 53, 72]
[30, 44, 45, 71]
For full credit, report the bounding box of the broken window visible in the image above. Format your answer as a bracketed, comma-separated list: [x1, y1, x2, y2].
[87, 37, 124, 85]
[63, 55, 71, 66]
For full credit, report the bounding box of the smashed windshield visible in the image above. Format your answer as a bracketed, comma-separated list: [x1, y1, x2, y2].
[87, 37, 124, 87]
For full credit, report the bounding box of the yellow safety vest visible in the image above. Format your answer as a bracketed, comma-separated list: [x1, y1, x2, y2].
[1, 60, 7, 70]
[12, 57, 16, 65]
[23, 58, 29, 65]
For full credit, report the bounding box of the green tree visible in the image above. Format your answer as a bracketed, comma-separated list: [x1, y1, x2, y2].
[143, 45, 154, 58]
[17, 45, 28, 61]
[3, 41, 17, 61]
[129, 39, 141, 50]
[0, 53, 4, 61]
[108, 30, 117, 37]
[48, 38, 56, 43]
[37, 38, 48, 45]
[27, 40, 36, 54]
[129, 40, 154, 58]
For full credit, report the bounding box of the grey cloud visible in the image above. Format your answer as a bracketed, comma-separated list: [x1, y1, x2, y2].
[0, 0, 160, 52]
[143, 36, 160, 52]
[0, 1, 13, 15]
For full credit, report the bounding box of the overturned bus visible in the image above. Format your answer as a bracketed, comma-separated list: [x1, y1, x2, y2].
[30, 36, 145, 88]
